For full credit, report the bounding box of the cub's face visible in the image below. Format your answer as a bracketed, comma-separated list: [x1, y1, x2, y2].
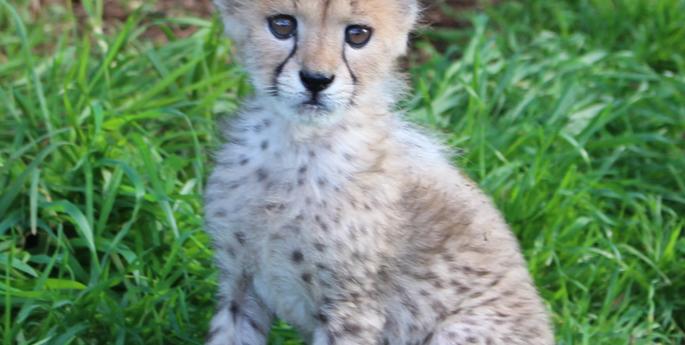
[215, 0, 418, 120]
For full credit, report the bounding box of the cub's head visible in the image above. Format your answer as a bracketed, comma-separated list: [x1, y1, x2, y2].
[215, 0, 419, 121]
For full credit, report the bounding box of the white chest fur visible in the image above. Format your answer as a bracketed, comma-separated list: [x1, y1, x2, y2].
[204, 103, 408, 333]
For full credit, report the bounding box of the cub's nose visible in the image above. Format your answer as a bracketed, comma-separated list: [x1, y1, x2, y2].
[299, 71, 335, 93]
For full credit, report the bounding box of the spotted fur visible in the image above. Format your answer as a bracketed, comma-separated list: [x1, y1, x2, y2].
[205, 0, 554, 344]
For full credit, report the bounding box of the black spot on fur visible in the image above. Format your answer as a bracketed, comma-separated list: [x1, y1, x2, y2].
[256, 168, 268, 182]
[422, 331, 434, 345]
[292, 250, 304, 263]
[205, 327, 219, 344]
[229, 137, 246, 146]
[316, 311, 329, 323]
[234, 232, 246, 245]
[247, 315, 266, 335]
[314, 243, 326, 252]
[342, 321, 362, 334]
[229, 301, 239, 321]
[224, 244, 236, 258]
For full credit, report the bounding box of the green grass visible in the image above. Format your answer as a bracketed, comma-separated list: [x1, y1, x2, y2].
[1, 0, 684, 344]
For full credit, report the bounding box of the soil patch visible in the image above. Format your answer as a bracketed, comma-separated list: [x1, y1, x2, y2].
[29, 0, 489, 41]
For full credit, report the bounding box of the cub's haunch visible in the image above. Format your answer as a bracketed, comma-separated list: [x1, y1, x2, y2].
[204, 1, 554, 344]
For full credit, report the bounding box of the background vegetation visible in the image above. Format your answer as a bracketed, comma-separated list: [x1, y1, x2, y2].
[1, 0, 684, 344]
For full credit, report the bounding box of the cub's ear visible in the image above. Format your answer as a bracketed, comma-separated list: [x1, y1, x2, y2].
[213, 0, 250, 45]
[392, 0, 420, 56]
[400, 0, 421, 30]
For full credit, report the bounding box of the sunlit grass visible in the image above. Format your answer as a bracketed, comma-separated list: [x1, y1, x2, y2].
[1, 0, 684, 344]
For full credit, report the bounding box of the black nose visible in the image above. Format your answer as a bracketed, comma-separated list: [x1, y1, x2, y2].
[300, 71, 335, 93]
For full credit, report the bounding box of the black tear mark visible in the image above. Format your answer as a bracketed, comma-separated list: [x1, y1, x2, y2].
[341, 45, 358, 84]
[342, 43, 358, 107]
[272, 40, 299, 96]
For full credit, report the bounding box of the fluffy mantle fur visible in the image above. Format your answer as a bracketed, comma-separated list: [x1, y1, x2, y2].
[204, 1, 553, 344]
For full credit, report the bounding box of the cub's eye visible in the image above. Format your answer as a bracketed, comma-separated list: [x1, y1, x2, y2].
[268, 15, 297, 39]
[345, 25, 373, 48]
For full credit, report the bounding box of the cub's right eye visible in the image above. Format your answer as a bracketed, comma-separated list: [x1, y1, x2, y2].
[268, 15, 297, 39]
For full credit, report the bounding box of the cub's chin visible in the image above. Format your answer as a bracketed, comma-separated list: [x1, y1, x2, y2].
[298, 99, 331, 114]
[270, 95, 347, 126]
[294, 104, 344, 126]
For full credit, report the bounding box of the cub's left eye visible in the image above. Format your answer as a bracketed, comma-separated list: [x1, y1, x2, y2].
[345, 25, 373, 48]
[268, 15, 297, 39]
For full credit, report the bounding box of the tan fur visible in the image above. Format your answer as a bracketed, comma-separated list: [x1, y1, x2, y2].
[205, 1, 554, 344]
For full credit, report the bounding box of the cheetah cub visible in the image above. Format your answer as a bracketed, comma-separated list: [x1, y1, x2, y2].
[205, 0, 553, 344]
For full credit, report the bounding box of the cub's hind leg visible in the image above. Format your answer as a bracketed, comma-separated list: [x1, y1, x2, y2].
[311, 296, 386, 345]
[425, 314, 553, 345]
[424, 320, 498, 345]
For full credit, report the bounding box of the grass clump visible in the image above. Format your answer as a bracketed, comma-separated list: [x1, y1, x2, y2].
[412, 12, 685, 343]
[1, 1, 246, 343]
[1, 0, 684, 344]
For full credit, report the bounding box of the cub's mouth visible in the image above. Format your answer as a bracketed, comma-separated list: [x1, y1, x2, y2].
[299, 96, 331, 113]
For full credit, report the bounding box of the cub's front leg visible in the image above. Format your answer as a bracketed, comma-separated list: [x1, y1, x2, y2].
[205, 267, 273, 345]
[206, 241, 273, 345]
